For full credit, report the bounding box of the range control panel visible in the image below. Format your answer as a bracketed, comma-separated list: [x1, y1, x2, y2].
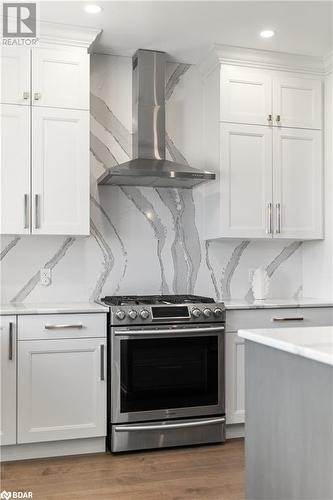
[110, 303, 225, 325]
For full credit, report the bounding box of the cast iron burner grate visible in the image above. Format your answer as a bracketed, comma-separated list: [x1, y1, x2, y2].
[101, 294, 215, 306]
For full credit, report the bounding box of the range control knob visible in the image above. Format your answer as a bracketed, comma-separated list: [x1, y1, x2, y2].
[115, 310, 126, 320]
[203, 308, 212, 318]
[128, 309, 138, 320]
[191, 308, 201, 318]
[214, 307, 223, 317]
[140, 309, 150, 320]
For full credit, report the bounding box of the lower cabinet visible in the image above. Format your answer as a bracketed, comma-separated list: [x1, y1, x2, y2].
[225, 307, 333, 425]
[0, 316, 17, 445]
[18, 337, 106, 443]
[225, 332, 245, 424]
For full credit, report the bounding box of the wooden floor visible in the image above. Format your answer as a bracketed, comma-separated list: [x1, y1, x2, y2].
[1, 439, 244, 500]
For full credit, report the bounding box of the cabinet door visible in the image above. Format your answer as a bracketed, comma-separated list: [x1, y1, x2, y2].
[18, 338, 106, 443]
[220, 123, 273, 238]
[0, 316, 17, 446]
[32, 47, 89, 110]
[220, 66, 272, 126]
[273, 76, 322, 129]
[0, 104, 30, 235]
[225, 332, 245, 425]
[32, 107, 89, 235]
[1, 47, 30, 105]
[273, 128, 323, 239]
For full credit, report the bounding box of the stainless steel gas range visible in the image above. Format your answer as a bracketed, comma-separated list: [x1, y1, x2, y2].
[101, 294, 226, 453]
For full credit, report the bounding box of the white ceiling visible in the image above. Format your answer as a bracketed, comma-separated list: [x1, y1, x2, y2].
[40, 1, 333, 62]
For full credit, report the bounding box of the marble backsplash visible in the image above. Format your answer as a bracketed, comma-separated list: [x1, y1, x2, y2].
[0, 54, 303, 303]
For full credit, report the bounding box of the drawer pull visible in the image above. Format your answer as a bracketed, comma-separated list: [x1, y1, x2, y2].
[9, 322, 14, 360]
[45, 324, 83, 330]
[272, 317, 304, 322]
[100, 344, 105, 381]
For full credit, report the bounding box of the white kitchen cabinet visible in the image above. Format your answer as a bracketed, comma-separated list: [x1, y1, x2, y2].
[225, 332, 245, 425]
[0, 104, 30, 234]
[0, 43, 90, 236]
[220, 66, 272, 126]
[1, 46, 89, 110]
[219, 65, 322, 129]
[203, 54, 323, 241]
[18, 337, 106, 444]
[225, 307, 333, 425]
[273, 76, 322, 130]
[32, 107, 89, 235]
[273, 128, 323, 239]
[0, 47, 30, 105]
[0, 316, 17, 446]
[219, 123, 273, 238]
[32, 47, 89, 110]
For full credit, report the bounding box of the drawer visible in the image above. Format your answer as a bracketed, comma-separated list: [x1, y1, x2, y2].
[226, 307, 333, 332]
[18, 313, 107, 340]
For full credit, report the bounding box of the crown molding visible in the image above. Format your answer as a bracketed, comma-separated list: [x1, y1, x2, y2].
[198, 44, 326, 78]
[39, 21, 101, 50]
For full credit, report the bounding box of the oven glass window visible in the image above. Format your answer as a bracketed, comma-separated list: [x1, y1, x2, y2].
[120, 336, 218, 412]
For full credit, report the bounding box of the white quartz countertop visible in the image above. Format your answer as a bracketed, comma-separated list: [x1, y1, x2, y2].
[238, 326, 333, 366]
[0, 302, 109, 315]
[224, 297, 333, 310]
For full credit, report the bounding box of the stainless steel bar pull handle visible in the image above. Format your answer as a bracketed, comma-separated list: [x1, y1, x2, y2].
[266, 203, 273, 234]
[115, 326, 225, 336]
[272, 317, 304, 322]
[24, 193, 29, 229]
[35, 194, 40, 229]
[276, 203, 281, 234]
[45, 324, 83, 330]
[115, 417, 226, 432]
[9, 322, 14, 360]
[23, 92, 30, 100]
[34, 92, 41, 100]
[100, 344, 105, 381]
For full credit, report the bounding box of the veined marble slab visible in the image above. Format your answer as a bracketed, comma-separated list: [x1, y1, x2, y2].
[224, 297, 333, 310]
[239, 325, 333, 366]
[0, 302, 108, 316]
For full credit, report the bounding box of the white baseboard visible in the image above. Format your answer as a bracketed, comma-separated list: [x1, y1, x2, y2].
[226, 423, 245, 439]
[0, 437, 106, 462]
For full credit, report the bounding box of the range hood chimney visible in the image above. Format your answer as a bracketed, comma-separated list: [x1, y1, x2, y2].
[98, 49, 215, 188]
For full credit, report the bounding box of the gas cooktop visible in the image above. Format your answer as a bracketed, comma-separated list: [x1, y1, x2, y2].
[102, 294, 224, 325]
[101, 294, 216, 307]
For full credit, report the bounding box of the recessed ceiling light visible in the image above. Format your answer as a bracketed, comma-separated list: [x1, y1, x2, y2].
[260, 29, 275, 39]
[84, 4, 102, 14]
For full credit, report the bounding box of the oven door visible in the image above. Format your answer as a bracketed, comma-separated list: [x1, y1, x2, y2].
[110, 324, 224, 423]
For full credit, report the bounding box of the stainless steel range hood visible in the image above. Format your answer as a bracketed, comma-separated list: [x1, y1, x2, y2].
[97, 49, 215, 188]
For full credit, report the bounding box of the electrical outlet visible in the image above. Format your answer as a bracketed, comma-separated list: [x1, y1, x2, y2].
[248, 268, 255, 283]
[40, 268, 51, 286]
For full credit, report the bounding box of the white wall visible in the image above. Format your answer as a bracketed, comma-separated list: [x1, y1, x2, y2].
[302, 71, 333, 299]
[0, 54, 303, 303]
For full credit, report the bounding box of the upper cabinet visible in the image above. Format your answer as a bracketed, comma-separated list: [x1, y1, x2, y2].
[220, 65, 322, 129]
[32, 47, 89, 110]
[1, 48, 31, 106]
[220, 66, 272, 126]
[272, 76, 322, 130]
[1, 46, 89, 110]
[202, 46, 324, 240]
[0, 24, 99, 236]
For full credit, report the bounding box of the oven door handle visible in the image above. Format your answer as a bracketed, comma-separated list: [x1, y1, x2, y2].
[114, 326, 224, 336]
[114, 417, 226, 432]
